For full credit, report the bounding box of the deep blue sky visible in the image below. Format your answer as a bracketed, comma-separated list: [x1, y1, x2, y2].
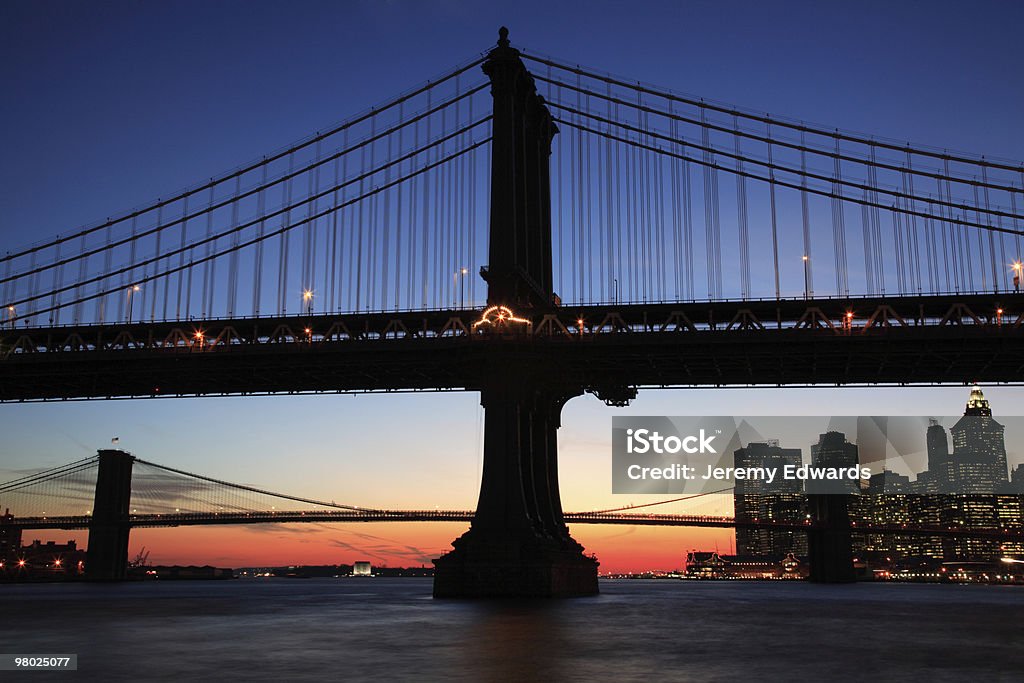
[1, 1, 1022, 566]
[3, 0, 1023, 237]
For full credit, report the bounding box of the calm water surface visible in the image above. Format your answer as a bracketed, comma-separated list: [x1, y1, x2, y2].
[2, 578, 1022, 681]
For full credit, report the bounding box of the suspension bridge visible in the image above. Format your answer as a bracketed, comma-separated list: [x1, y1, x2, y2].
[3, 450, 1019, 578]
[2, 28, 1022, 595]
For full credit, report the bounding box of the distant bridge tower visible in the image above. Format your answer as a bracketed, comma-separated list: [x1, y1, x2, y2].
[806, 494, 857, 583]
[433, 28, 599, 597]
[86, 449, 134, 581]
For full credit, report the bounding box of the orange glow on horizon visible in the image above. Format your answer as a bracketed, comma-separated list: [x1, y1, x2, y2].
[32, 524, 732, 574]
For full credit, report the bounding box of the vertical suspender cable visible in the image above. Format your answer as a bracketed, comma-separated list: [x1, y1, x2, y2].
[981, 165, 1002, 291]
[1012, 175, 1022, 266]
[147, 206, 160, 321]
[669, 103, 681, 301]
[421, 103, 429, 309]
[655, 114, 666, 301]
[903, 151, 923, 293]
[176, 197, 188, 318]
[736, 116, 750, 299]
[861, 192, 874, 295]
[556, 77, 564, 301]
[254, 164, 267, 316]
[602, 83, 610, 301]
[799, 130, 812, 297]
[589, 89, 598, 303]
[767, 120, 780, 299]
[280, 153, 294, 314]
[468, 94, 477, 308]
[383, 121, 392, 309]
[329, 153, 339, 313]
[228, 176, 241, 316]
[973, 183, 989, 291]
[683, 136, 694, 300]
[395, 101, 404, 310]
[578, 79, 586, 301]
[51, 239, 62, 324]
[368, 114, 378, 311]
[356, 125, 367, 312]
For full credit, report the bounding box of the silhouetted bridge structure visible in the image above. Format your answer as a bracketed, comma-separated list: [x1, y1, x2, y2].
[4, 450, 1020, 585]
[2, 293, 1020, 399]
[2, 28, 1023, 595]
[13, 509, 1020, 539]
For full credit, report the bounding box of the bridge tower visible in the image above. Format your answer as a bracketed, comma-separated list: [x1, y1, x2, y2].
[433, 28, 599, 597]
[806, 494, 857, 583]
[86, 449, 134, 581]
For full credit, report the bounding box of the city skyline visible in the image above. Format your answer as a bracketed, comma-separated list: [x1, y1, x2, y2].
[3, 383, 1022, 573]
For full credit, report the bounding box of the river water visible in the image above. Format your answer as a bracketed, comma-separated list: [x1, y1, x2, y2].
[2, 578, 1022, 681]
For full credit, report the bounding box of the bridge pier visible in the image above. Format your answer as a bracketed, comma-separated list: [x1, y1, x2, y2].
[433, 30, 599, 597]
[433, 377, 598, 597]
[86, 449, 134, 581]
[806, 494, 857, 583]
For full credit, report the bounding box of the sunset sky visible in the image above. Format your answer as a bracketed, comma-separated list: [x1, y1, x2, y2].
[2, 1, 1023, 573]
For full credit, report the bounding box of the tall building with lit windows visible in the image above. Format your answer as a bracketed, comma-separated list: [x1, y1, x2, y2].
[733, 441, 807, 556]
[809, 431, 860, 494]
[915, 419, 953, 494]
[861, 471, 941, 558]
[948, 386, 1009, 493]
[918, 386, 1014, 560]
[0, 509, 22, 561]
[858, 387, 1021, 561]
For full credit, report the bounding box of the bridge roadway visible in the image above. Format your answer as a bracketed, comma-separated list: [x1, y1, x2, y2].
[7, 509, 1023, 540]
[2, 293, 1022, 400]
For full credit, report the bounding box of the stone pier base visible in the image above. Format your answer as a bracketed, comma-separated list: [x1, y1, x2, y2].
[433, 532, 598, 598]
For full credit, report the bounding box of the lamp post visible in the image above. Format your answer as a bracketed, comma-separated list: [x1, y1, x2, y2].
[1013, 262, 1022, 293]
[303, 289, 313, 315]
[454, 268, 468, 309]
[126, 285, 140, 323]
[461, 267, 468, 309]
[802, 255, 810, 299]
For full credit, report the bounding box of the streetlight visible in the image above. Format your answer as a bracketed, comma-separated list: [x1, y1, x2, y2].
[303, 289, 313, 315]
[454, 268, 469, 309]
[5, 305, 13, 329]
[1013, 262, 1022, 292]
[126, 285, 140, 323]
[802, 255, 810, 299]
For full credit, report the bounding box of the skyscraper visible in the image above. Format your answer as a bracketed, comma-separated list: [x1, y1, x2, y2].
[916, 419, 954, 493]
[1, 509, 22, 562]
[809, 431, 860, 494]
[930, 386, 1011, 559]
[733, 441, 807, 556]
[948, 386, 1009, 493]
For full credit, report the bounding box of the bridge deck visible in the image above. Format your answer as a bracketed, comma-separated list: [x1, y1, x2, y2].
[2, 293, 1022, 400]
